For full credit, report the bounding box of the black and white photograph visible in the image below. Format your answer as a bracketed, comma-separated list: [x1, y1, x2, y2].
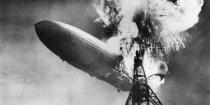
[0, 0, 209, 105]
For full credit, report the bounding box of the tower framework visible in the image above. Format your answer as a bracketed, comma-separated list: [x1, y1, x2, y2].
[125, 50, 163, 105]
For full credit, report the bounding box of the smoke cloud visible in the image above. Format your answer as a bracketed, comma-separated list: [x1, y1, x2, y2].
[94, 0, 204, 50]
[93, 0, 204, 91]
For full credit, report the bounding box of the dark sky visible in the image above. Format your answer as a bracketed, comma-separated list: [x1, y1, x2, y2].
[0, 0, 209, 105]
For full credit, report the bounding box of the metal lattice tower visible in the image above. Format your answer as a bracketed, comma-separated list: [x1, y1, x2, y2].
[125, 50, 163, 105]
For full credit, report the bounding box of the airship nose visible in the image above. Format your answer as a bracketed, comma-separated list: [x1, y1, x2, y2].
[35, 20, 47, 35]
[35, 20, 56, 44]
[34, 20, 46, 30]
[35, 21, 47, 41]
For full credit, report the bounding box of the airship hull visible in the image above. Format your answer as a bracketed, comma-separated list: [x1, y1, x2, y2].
[35, 20, 132, 91]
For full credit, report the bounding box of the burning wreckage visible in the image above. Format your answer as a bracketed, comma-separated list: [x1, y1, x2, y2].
[35, 19, 167, 105]
[35, 0, 204, 104]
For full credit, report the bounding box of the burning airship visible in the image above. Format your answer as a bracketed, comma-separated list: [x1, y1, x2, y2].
[35, 20, 132, 91]
[35, 20, 169, 91]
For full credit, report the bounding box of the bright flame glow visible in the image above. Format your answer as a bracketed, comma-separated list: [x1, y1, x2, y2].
[93, 0, 204, 91]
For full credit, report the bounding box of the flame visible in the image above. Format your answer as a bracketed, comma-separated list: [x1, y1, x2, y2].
[143, 49, 168, 91]
[93, 0, 204, 91]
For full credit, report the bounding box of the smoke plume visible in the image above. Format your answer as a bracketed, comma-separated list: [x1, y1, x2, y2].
[93, 0, 204, 91]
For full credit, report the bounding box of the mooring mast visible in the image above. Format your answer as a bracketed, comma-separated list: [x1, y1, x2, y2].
[125, 50, 163, 105]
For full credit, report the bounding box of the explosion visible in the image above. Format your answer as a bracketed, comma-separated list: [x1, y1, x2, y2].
[93, 0, 204, 91]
